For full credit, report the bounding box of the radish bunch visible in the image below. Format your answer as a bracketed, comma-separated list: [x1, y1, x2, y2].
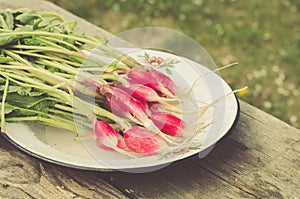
[89, 66, 188, 156]
[0, 9, 196, 158]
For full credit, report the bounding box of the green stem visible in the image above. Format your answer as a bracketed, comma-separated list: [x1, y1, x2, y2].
[0, 31, 99, 47]
[46, 51, 85, 63]
[48, 108, 90, 129]
[1, 31, 139, 68]
[100, 73, 121, 82]
[0, 65, 72, 88]
[54, 72, 75, 79]
[3, 50, 30, 65]
[10, 45, 85, 59]
[54, 104, 73, 113]
[25, 97, 62, 109]
[0, 15, 8, 30]
[37, 59, 78, 75]
[7, 105, 77, 131]
[1, 73, 130, 132]
[0, 71, 72, 104]
[5, 116, 76, 132]
[35, 37, 67, 50]
[11, 50, 82, 67]
[40, 36, 81, 52]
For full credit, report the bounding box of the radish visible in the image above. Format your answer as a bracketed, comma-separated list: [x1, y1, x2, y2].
[150, 68, 176, 95]
[124, 126, 167, 156]
[103, 86, 150, 124]
[120, 83, 167, 103]
[94, 121, 127, 150]
[118, 80, 179, 104]
[106, 94, 132, 118]
[117, 82, 181, 117]
[128, 68, 175, 98]
[150, 112, 186, 137]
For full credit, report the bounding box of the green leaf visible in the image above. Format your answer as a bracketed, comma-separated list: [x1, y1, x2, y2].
[1, 92, 58, 111]
[14, 24, 34, 31]
[0, 35, 18, 46]
[31, 100, 57, 112]
[0, 10, 14, 30]
[35, 19, 49, 29]
[28, 90, 45, 97]
[0, 102, 17, 115]
[15, 10, 40, 25]
[3, 92, 39, 107]
[0, 85, 32, 95]
[0, 55, 13, 64]
[0, 77, 6, 84]
[4, 11, 14, 30]
[23, 37, 43, 46]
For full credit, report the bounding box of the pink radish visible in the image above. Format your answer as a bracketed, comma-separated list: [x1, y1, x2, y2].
[117, 83, 180, 115]
[103, 86, 150, 124]
[150, 112, 186, 137]
[128, 68, 175, 98]
[150, 68, 175, 95]
[124, 126, 167, 156]
[106, 94, 132, 118]
[121, 84, 163, 102]
[94, 121, 127, 151]
[118, 80, 179, 104]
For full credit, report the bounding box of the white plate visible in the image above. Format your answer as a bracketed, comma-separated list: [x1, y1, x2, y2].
[2, 49, 239, 172]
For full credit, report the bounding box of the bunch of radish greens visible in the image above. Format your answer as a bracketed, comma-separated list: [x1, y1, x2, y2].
[0, 9, 201, 157]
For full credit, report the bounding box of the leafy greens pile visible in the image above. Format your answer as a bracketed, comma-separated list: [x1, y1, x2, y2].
[0, 8, 136, 134]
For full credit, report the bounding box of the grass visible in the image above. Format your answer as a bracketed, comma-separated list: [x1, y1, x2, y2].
[48, 0, 299, 128]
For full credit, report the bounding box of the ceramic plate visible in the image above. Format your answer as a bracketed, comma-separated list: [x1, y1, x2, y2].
[2, 49, 239, 172]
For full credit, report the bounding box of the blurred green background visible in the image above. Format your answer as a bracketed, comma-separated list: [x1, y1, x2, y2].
[48, 0, 299, 128]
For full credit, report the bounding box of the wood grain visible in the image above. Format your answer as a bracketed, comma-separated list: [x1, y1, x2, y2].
[0, 1, 299, 198]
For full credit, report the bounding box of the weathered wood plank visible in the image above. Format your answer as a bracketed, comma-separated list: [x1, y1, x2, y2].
[0, 138, 129, 199]
[0, 1, 299, 199]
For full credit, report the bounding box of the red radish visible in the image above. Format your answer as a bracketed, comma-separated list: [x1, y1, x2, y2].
[128, 68, 158, 88]
[124, 84, 179, 104]
[150, 68, 176, 95]
[121, 84, 162, 102]
[103, 86, 150, 124]
[94, 121, 127, 151]
[118, 81, 175, 104]
[106, 94, 132, 118]
[149, 112, 186, 137]
[124, 77, 138, 85]
[124, 126, 166, 155]
[128, 68, 175, 98]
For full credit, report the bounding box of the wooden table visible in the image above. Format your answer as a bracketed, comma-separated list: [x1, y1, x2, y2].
[0, 1, 299, 198]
